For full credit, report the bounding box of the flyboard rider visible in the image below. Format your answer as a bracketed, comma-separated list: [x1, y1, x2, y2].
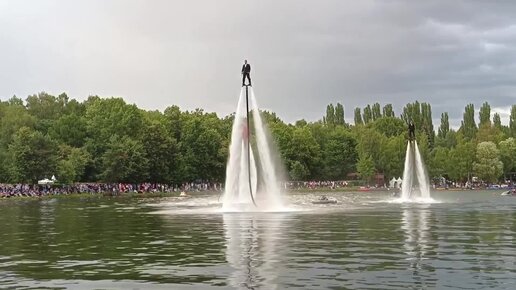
[408, 121, 415, 141]
[242, 60, 251, 86]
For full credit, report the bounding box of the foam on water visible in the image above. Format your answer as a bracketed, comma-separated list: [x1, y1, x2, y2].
[390, 197, 439, 204]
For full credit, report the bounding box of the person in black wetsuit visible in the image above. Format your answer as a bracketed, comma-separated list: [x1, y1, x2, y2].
[408, 121, 415, 141]
[241, 60, 251, 86]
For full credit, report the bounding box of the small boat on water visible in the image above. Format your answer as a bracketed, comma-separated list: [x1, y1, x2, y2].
[312, 196, 337, 204]
[501, 189, 516, 196]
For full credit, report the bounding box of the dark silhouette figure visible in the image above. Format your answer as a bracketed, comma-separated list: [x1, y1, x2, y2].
[242, 60, 251, 86]
[408, 121, 416, 141]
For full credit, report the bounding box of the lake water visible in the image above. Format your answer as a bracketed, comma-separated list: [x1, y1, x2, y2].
[1, 190, 515, 289]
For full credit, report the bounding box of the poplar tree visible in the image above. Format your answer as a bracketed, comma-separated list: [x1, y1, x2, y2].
[354, 107, 363, 125]
[363, 105, 373, 124]
[335, 103, 345, 125]
[461, 104, 477, 140]
[438, 112, 449, 139]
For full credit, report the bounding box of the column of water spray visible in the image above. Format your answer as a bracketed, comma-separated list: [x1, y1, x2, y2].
[223, 88, 257, 209]
[400, 141, 431, 201]
[249, 88, 284, 210]
[222, 87, 284, 211]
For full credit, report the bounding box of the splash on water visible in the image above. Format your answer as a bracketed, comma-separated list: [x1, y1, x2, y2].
[222, 87, 285, 212]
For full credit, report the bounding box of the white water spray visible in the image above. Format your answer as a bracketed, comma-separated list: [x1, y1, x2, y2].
[222, 87, 284, 211]
[400, 141, 431, 201]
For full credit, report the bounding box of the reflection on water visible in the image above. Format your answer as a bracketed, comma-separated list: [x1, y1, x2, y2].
[401, 204, 433, 284]
[402, 205, 430, 258]
[223, 214, 287, 290]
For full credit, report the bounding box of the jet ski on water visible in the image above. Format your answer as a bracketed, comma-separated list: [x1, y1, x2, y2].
[501, 189, 516, 196]
[312, 195, 337, 204]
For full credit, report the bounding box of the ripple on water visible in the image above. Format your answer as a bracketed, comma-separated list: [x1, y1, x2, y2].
[1, 190, 516, 289]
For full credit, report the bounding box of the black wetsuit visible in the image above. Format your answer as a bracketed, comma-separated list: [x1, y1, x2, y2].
[242, 63, 251, 86]
[408, 123, 415, 140]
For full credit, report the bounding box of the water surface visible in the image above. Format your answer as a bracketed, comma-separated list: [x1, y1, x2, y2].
[1, 190, 515, 289]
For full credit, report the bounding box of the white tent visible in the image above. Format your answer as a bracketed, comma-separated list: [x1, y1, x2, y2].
[396, 177, 403, 188]
[38, 178, 54, 185]
[389, 177, 396, 188]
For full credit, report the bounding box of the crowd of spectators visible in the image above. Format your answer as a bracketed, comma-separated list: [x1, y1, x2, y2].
[284, 181, 350, 190]
[0, 180, 360, 198]
[0, 182, 224, 198]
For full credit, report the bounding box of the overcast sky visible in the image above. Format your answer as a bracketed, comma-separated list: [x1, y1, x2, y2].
[1, 0, 515, 128]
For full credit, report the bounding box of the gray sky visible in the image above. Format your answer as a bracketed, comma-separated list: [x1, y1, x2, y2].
[1, 0, 515, 128]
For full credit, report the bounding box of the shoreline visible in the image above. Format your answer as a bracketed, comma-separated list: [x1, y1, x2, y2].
[0, 191, 212, 201]
[1, 186, 505, 202]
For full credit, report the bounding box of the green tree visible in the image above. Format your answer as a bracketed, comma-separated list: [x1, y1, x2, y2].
[357, 154, 375, 184]
[319, 127, 357, 179]
[371, 117, 406, 138]
[435, 111, 450, 148]
[8, 95, 24, 106]
[0, 103, 36, 147]
[84, 98, 144, 179]
[493, 113, 502, 130]
[25, 92, 67, 120]
[473, 141, 502, 183]
[363, 105, 373, 124]
[476, 123, 504, 144]
[461, 103, 477, 141]
[26, 92, 69, 134]
[354, 107, 363, 125]
[401, 101, 422, 128]
[285, 126, 321, 179]
[85, 98, 143, 142]
[372, 103, 381, 121]
[101, 135, 149, 183]
[334, 103, 345, 125]
[9, 127, 58, 183]
[180, 110, 226, 181]
[420, 103, 434, 146]
[354, 127, 386, 172]
[380, 134, 405, 179]
[429, 147, 449, 178]
[448, 140, 476, 182]
[295, 119, 308, 127]
[289, 161, 309, 180]
[382, 104, 394, 118]
[57, 145, 91, 183]
[479, 101, 491, 127]
[325, 104, 335, 126]
[499, 138, 516, 179]
[164, 105, 183, 140]
[140, 121, 179, 183]
[437, 112, 449, 139]
[510, 105, 516, 137]
[49, 114, 88, 147]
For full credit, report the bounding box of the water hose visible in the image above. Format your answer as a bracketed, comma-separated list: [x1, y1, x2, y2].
[245, 85, 257, 207]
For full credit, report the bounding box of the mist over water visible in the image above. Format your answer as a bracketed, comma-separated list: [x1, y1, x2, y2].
[222, 87, 284, 212]
[401, 141, 432, 201]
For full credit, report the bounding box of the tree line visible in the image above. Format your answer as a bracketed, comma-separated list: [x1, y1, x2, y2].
[0, 92, 515, 185]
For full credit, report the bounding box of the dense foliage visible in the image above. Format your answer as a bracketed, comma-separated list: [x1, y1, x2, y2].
[0, 93, 515, 184]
